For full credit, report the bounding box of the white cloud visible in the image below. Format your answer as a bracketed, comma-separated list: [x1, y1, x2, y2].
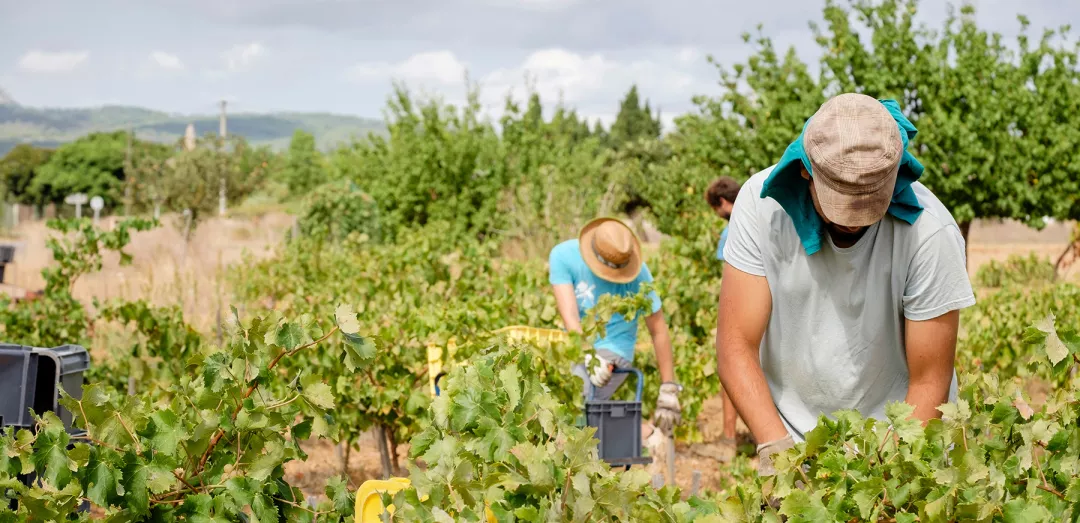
[676, 47, 700, 65]
[17, 50, 90, 73]
[482, 49, 608, 104]
[347, 50, 468, 86]
[223, 42, 265, 71]
[345, 47, 703, 130]
[150, 51, 185, 71]
[479, 48, 700, 123]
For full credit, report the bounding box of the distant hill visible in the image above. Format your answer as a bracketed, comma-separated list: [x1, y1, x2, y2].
[0, 93, 385, 155]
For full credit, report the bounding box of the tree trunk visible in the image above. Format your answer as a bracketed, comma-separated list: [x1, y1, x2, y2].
[387, 426, 400, 476]
[958, 220, 972, 273]
[375, 424, 393, 479]
[1052, 230, 1078, 280]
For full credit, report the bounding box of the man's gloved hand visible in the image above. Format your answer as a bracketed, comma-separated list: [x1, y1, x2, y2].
[586, 353, 615, 388]
[653, 382, 682, 436]
[755, 434, 795, 477]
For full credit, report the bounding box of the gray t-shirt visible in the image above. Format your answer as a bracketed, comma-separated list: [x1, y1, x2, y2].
[723, 166, 976, 441]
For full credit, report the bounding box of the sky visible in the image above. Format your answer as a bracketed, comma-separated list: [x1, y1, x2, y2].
[1, 0, 1078, 128]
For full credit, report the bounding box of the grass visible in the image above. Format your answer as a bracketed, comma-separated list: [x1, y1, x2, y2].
[0, 212, 294, 334]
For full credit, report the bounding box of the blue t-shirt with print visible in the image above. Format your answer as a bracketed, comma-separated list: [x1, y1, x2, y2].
[548, 239, 662, 363]
[716, 227, 729, 261]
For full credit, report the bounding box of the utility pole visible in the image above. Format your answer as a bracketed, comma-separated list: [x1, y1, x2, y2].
[219, 100, 227, 138]
[124, 128, 133, 216]
[219, 100, 227, 217]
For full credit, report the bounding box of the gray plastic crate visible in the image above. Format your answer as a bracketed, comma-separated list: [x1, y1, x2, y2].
[0, 344, 89, 431]
[586, 400, 644, 462]
[584, 368, 652, 468]
[0, 347, 39, 429]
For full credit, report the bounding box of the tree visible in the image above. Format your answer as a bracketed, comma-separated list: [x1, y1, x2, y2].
[281, 129, 328, 196]
[610, 85, 662, 148]
[667, 0, 1080, 243]
[29, 132, 129, 206]
[0, 144, 53, 204]
[592, 120, 610, 148]
[811, 0, 1080, 241]
[158, 135, 269, 231]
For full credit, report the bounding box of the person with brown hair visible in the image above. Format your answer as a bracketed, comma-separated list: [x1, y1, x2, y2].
[704, 176, 744, 460]
[716, 93, 975, 476]
[707, 176, 741, 262]
[549, 217, 681, 439]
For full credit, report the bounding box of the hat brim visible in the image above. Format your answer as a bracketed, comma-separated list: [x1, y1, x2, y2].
[578, 217, 642, 284]
[813, 165, 898, 228]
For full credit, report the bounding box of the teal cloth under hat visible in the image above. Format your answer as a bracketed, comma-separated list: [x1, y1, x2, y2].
[760, 98, 925, 255]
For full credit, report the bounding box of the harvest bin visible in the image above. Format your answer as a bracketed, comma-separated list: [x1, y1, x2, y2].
[0, 243, 14, 283]
[0, 344, 90, 432]
[585, 368, 652, 468]
[0, 343, 91, 513]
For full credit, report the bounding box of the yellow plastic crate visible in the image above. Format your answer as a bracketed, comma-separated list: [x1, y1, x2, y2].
[427, 327, 569, 396]
[426, 337, 457, 396]
[354, 477, 495, 523]
[491, 325, 569, 343]
[354, 477, 411, 522]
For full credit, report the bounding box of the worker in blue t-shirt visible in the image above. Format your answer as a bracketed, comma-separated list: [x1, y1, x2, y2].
[548, 217, 681, 438]
[706, 176, 744, 459]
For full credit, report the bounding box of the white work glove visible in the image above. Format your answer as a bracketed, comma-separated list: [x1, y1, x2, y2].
[586, 353, 615, 388]
[755, 434, 795, 477]
[653, 382, 682, 437]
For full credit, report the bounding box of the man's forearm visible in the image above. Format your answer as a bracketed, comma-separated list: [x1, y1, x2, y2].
[552, 284, 582, 332]
[715, 265, 787, 444]
[647, 313, 676, 382]
[903, 312, 960, 425]
[905, 380, 951, 424]
[716, 340, 789, 443]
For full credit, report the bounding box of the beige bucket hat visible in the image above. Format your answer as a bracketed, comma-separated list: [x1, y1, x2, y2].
[578, 217, 642, 284]
[803, 92, 904, 227]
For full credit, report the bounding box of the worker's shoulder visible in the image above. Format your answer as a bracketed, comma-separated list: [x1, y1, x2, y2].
[549, 239, 580, 260]
[907, 182, 963, 239]
[734, 165, 785, 219]
[740, 165, 775, 199]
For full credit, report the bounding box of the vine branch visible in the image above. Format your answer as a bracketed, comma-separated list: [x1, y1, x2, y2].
[196, 326, 339, 472]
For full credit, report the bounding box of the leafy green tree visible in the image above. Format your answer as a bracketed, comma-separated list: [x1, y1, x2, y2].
[297, 179, 383, 243]
[158, 135, 269, 229]
[0, 144, 53, 203]
[668, 0, 1080, 244]
[338, 84, 507, 240]
[592, 120, 610, 148]
[813, 0, 1080, 240]
[29, 132, 129, 206]
[282, 129, 328, 195]
[609, 85, 662, 148]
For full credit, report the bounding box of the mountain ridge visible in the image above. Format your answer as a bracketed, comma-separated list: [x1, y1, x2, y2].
[0, 94, 386, 155]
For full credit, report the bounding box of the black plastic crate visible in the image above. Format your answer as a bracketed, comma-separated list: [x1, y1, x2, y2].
[0, 344, 89, 432]
[0, 244, 14, 264]
[0, 244, 14, 283]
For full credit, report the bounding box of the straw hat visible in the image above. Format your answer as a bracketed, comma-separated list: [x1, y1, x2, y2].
[804, 92, 903, 227]
[579, 217, 642, 284]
